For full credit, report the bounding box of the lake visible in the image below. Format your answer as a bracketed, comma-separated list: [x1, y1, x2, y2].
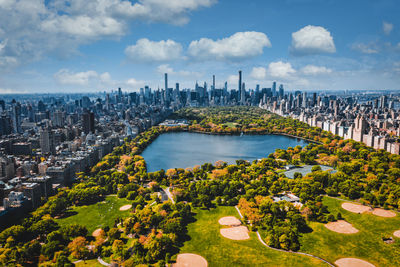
[142, 132, 308, 172]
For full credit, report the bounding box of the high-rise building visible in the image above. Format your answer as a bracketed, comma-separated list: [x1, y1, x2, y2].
[82, 111, 95, 134]
[53, 110, 65, 127]
[278, 84, 284, 98]
[40, 127, 55, 154]
[272, 82, 277, 96]
[165, 73, 168, 91]
[302, 92, 307, 108]
[238, 70, 242, 102]
[11, 102, 22, 134]
[0, 114, 12, 136]
[212, 75, 216, 90]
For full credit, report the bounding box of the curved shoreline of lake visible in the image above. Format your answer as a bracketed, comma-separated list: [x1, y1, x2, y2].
[142, 132, 309, 172]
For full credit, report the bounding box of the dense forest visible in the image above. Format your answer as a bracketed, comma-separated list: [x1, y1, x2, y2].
[1, 106, 400, 266]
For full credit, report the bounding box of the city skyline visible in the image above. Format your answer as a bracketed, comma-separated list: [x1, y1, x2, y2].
[0, 0, 400, 93]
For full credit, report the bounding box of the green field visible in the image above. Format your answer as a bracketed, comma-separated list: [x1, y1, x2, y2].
[57, 195, 132, 233]
[299, 197, 400, 267]
[178, 206, 328, 267]
[74, 259, 103, 267]
[223, 122, 238, 128]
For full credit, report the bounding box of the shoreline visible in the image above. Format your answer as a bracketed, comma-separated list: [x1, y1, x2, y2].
[157, 125, 321, 144]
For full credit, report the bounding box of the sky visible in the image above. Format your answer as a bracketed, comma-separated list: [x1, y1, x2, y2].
[0, 0, 399, 94]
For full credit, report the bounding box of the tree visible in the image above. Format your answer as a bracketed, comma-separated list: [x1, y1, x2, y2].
[68, 237, 89, 260]
[112, 239, 125, 262]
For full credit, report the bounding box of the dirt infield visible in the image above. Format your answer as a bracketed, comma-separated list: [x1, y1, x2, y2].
[335, 258, 375, 267]
[218, 216, 242, 226]
[92, 228, 103, 237]
[220, 226, 250, 240]
[371, 208, 396, 217]
[119, 204, 132, 211]
[173, 253, 208, 267]
[341, 203, 371, 213]
[324, 220, 359, 234]
[394, 230, 400, 238]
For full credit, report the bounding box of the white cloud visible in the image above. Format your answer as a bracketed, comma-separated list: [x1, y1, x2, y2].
[250, 67, 267, 80]
[113, 0, 217, 26]
[125, 39, 183, 63]
[351, 42, 379, 54]
[301, 65, 332, 75]
[54, 69, 101, 85]
[54, 68, 146, 90]
[156, 64, 202, 78]
[188, 31, 271, 61]
[267, 61, 296, 79]
[125, 78, 146, 88]
[290, 25, 336, 55]
[0, 0, 215, 70]
[383, 21, 393, 35]
[41, 15, 125, 38]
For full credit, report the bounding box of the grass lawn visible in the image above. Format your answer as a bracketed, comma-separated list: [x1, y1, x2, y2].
[74, 259, 103, 267]
[57, 195, 132, 234]
[298, 196, 400, 267]
[223, 122, 238, 128]
[178, 205, 328, 267]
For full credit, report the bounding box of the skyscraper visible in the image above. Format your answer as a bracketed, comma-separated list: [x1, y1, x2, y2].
[212, 75, 215, 90]
[238, 70, 242, 103]
[40, 127, 55, 155]
[11, 102, 21, 134]
[165, 73, 168, 91]
[82, 111, 95, 134]
[272, 82, 277, 96]
[278, 84, 284, 98]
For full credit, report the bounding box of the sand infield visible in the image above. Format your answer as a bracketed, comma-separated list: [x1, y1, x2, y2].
[341, 203, 396, 217]
[324, 220, 359, 234]
[218, 216, 242, 226]
[119, 204, 132, 211]
[173, 253, 208, 267]
[371, 208, 396, 217]
[335, 258, 375, 267]
[92, 228, 103, 237]
[220, 226, 250, 240]
[341, 203, 371, 214]
[393, 230, 400, 238]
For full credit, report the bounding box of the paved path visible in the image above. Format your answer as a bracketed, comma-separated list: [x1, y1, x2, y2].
[97, 257, 110, 266]
[164, 187, 175, 204]
[234, 206, 334, 267]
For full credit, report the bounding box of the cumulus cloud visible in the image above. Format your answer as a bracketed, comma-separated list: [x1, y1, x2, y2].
[267, 61, 296, 79]
[125, 78, 146, 88]
[290, 25, 336, 55]
[250, 67, 267, 80]
[125, 39, 183, 62]
[54, 69, 103, 86]
[41, 15, 125, 38]
[188, 31, 271, 61]
[383, 21, 393, 35]
[0, 0, 216, 70]
[300, 65, 332, 75]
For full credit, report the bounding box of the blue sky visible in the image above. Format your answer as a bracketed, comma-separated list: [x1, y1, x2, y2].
[0, 0, 399, 93]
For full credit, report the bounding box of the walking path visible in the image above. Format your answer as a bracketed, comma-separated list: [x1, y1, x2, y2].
[234, 206, 334, 267]
[164, 187, 175, 204]
[97, 256, 110, 266]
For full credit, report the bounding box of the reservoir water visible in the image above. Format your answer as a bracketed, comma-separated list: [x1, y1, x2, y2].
[142, 132, 308, 172]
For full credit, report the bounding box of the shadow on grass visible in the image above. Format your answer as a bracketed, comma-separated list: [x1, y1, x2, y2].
[57, 210, 78, 219]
